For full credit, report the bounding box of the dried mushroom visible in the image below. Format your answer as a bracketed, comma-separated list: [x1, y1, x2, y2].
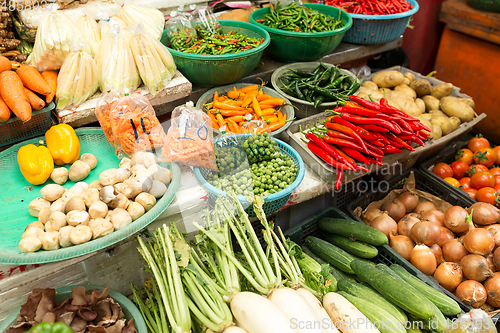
[29, 198, 51, 217]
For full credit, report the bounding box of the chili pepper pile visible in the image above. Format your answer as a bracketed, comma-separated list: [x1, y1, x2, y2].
[305, 95, 430, 190]
[325, 0, 413, 15]
[256, 3, 345, 33]
[278, 63, 360, 107]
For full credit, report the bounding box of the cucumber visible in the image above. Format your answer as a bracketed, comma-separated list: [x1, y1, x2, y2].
[337, 279, 407, 324]
[302, 245, 356, 282]
[324, 233, 378, 258]
[350, 260, 436, 320]
[390, 264, 461, 316]
[406, 327, 423, 333]
[319, 218, 388, 246]
[305, 236, 356, 274]
[408, 312, 448, 333]
[376, 263, 405, 281]
[337, 291, 407, 333]
[297, 252, 338, 292]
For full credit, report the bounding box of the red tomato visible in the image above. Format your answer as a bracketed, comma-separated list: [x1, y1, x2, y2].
[473, 148, 497, 168]
[495, 184, 500, 193]
[490, 167, 500, 177]
[463, 188, 478, 200]
[468, 136, 490, 153]
[450, 161, 470, 179]
[459, 177, 471, 189]
[476, 187, 499, 206]
[495, 176, 500, 186]
[470, 171, 495, 190]
[492, 146, 500, 165]
[433, 163, 453, 179]
[455, 148, 474, 165]
[467, 164, 489, 176]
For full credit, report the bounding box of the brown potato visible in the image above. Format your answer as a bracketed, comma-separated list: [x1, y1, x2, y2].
[415, 98, 425, 114]
[431, 83, 453, 99]
[440, 96, 475, 122]
[394, 84, 416, 99]
[431, 124, 443, 140]
[372, 70, 405, 88]
[410, 79, 433, 97]
[362, 81, 378, 90]
[415, 116, 433, 139]
[462, 98, 475, 109]
[429, 109, 446, 117]
[422, 95, 440, 112]
[430, 115, 453, 135]
[449, 116, 461, 131]
[403, 78, 411, 85]
[404, 72, 416, 83]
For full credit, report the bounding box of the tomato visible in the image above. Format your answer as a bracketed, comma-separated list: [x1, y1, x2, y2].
[459, 177, 471, 189]
[492, 146, 500, 165]
[467, 164, 489, 176]
[463, 188, 477, 200]
[455, 148, 474, 165]
[495, 184, 500, 193]
[444, 177, 460, 188]
[470, 171, 495, 190]
[490, 167, 500, 177]
[476, 187, 499, 206]
[433, 163, 453, 179]
[468, 136, 490, 153]
[473, 148, 497, 168]
[495, 176, 500, 186]
[450, 161, 470, 179]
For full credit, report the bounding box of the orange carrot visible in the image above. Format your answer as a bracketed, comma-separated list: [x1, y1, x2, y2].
[0, 71, 32, 122]
[0, 56, 11, 73]
[0, 95, 11, 122]
[41, 71, 57, 103]
[241, 85, 258, 93]
[16, 65, 51, 95]
[24, 88, 45, 110]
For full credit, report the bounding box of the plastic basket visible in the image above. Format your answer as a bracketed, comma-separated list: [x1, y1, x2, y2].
[0, 102, 55, 147]
[248, 4, 352, 62]
[193, 133, 305, 216]
[160, 21, 270, 87]
[342, 0, 419, 45]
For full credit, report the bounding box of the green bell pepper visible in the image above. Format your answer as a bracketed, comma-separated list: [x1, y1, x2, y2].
[28, 322, 73, 333]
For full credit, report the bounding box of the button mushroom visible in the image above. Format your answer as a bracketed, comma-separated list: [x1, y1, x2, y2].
[138, 176, 153, 192]
[50, 168, 69, 185]
[29, 198, 51, 217]
[67, 210, 90, 226]
[117, 168, 131, 183]
[100, 169, 119, 186]
[38, 208, 51, 225]
[130, 152, 157, 168]
[59, 225, 75, 247]
[82, 188, 100, 208]
[135, 193, 156, 212]
[108, 193, 130, 210]
[104, 210, 112, 221]
[153, 168, 172, 186]
[65, 196, 86, 213]
[40, 184, 65, 202]
[110, 208, 132, 230]
[80, 153, 97, 170]
[22, 227, 44, 239]
[100, 186, 116, 204]
[147, 164, 161, 176]
[88, 180, 103, 191]
[70, 225, 92, 245]
[62, 183, 86, 201]
[89, 218, 114, 239]
[48, 211, 67, 231]
[75, 182, 89, 190]
[119, 157, 131, 170]
[41, 231, 60, 251]
[114, 179, 142, 199]
[149, 180, 167, 198]
[19, 236, 42, 253]
[89, 201, 108, 219]
[69, 160, 92, 182]
[25, 221, 44, 231]
[127, 202, 145, 221]
[50, 198, 67, 214]
[131, 165, 150, 179]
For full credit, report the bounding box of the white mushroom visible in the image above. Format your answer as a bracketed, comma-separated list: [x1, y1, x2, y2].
[65, 196, 86, 213]
[110, 208, 132, 230]
[80, 153, 97, 170]
[115, 178, 143, 199]
[70, 225, 92, 245]
[130, 152, 158, 168]
[147, 164, 161, 176]
[99, 169, 119, 186]
[135, 193, 156, 212]
[82, 188, 100, 208]
[40, 231, 60, 251]
[153, 168, 172, 186]
[88, 180, 103, 191]
[50, 168, 69, 185]
[149, 180, 167, 198]
[131, 165, 150, 179]
[89, 218, 114, 239]
[59, 226, 75, 247]
[22, 227, 44, 239]
[38, 208, 51, 225]
[48, 211, 67, 231]
[104, 210, 112, 221]
[116, 168, 132, 183]
[69, 160, 91, 182]
[29, 198, 51, 217]
[62, 183, 86, 201]
[40, 184, 65, 202]
[50, 198, 66, 214]
[119, 158, 131, 170]
[100, 185, 116, 204]
[108, 193, 130, 210]
[19, 237, 42, 253]
[127, 202, 145, 221]
[25, 221, 44, 231]
[89, 201, 108, 219]
[138, 176, 153, 192]
[75, 182, 89, 190]
[67, 210, 90, 226]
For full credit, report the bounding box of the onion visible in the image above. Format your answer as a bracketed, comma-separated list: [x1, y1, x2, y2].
[493, 247, 500, 270]
[444, 206, 469, 233]
[455, 280, 487, 308]
[382, 199, 406, 222]
[463, 216, 495, 255]
[408, 213, 421, 218]
[460, 254, 494, 282]
[485, 253, 497, 273]
[484, 224, 500, 248]
[398, 214, 420, 238]
[420, 210, 445, 227]
[481, 303, 495, 312]
[430, 244, 444, 265]
[410, 221, 441, 246]
[415, 201, 437, 214]
[398, 192, 419, 213]
[468, 202, 500, 225]
[362, 209, 383, 226]
[484, 272, 500, 307]
[410, 244, 437, 275]
[433, 262, 462, 291]
[371, 212, 397, 238]
[443, 239, 469, 263]
[437, 227, 455, 247]
[389, 234, 415, 260]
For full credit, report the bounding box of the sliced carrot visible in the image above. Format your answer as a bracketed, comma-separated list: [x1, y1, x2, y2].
[0, 95, 11, 122]
[0, 71, 32, 122]
[0, 56, 11, 73]
[41, 71, 57, 103]
[24, 88, 45, 110]
[241, 84, 258, 93]
[257, 94, 272, 102]
[16, 65, 51, 95]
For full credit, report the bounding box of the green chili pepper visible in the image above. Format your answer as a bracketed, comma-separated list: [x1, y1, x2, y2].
[295, 81, 305, 100]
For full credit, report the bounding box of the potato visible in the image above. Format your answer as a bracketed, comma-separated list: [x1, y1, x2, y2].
[362, 81, 378, 90]
[51, 168, 68, 185]
[429, 110, 446, 117]
[462, 98, 475, 109]
[359, 87, 375, 95]
[357, 93, 369, 100]
[420, 114, 433, 121]
[431, 83, 453, 99]
[394, 84, 416, 99]
[383, 89, 413, 102]
[422, 95, 440, 112]
[430, 115, 453, 135]
[415, 98, 425, 114]
[440, 96, 475, 122]
[80, 153, 97, 170]
[372, 70, 405, 88]
[431, 125, 443, 140]
[410, 79, 433, 97]
[449, 116, 461, 131]
[415, 116, 433, 139]
[403, 78, 411, 85]
[396, 98, 423, 116]
[384, 97, 402, 111]
[69, 161, 91, 182]
[404, 72, 416, 83]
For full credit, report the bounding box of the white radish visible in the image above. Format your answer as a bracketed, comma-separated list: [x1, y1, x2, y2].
[323, 293, 380, 333]
[230, 291, 297, 333]
[268, 287, 323, 333]
[295, 288, 340, 333]
[223, 327, 249, 333]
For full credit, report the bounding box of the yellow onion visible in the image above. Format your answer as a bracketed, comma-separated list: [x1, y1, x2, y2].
[389, 234, 415, 261]
[463, 213, 495, 255]
[444, 206, 469, 233]
[398, 214, 420, 238]
[433, 262, 462, 291]
[382, 199, 406, 222]
[415, 201, 437, 214]
[410, 244, 437, 275]
[362, 209, 383, 226]
[397, 192, 419, 213]
[437, 227, 455, 247]
[455, 280, 487, 308]
[442, 239, 468, 263]
[371, 212, 397, 238]
[460, 254, 494, 282]
[484, 272, 500, 307]
[410, 221, 441, 246]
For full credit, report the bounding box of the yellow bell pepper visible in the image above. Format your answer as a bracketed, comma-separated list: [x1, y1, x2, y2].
[17, 143, 54, 185]
[45, 124, 81, 165]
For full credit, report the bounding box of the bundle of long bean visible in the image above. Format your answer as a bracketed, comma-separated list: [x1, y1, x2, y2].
[326, 0, 413, 15]
[305, 95, 430, 190]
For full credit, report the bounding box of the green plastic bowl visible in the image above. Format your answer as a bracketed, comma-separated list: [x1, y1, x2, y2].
[161, 21, 270, 87]
[248, 4, 352, 62]
[467, 0, 500, 12]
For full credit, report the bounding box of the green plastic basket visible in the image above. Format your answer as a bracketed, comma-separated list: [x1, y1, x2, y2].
[248, 4, 352, 62]
[0, 128, 181, 265]
[161, 21, 270, 87]
[0, 285, 147, 333]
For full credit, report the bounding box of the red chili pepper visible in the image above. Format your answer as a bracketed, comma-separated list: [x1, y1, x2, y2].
[331, 146, 370, 172]
[325, 120, 370, 154]
[380, 145, 403, 154]
[327, 130, 356, 142]
[306, 133, 355, 170]
[336, 112, 402, 134]
[324, 136, 383, 159]
[334, 106, 391, 119]
[389, 133, 415, 151]
[363, 141, 385, 155]
[349, 95, 385, 112]
[340, 146, 371, 165]
[307, 141, 346, 190]
[358, 124, 390, 133]
[366, 156, 383, 165]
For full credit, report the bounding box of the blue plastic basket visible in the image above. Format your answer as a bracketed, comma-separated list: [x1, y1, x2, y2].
[194, 134, 305, 216]
[342, 0, 419, 45]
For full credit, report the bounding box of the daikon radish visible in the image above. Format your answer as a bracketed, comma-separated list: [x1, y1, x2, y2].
[323, 292, 380, 333]
[295, 288, 340, 333]
[230, 292, 297, 333]
[223, 327, 249, 333]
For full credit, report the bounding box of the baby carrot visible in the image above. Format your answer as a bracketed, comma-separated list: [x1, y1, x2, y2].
[0, 95, 11, 122]
[41, 71, 57, 103]
[24, 88, 45, 110]
[241, 84, 258, 93]
[16, 65, 51, 95]
[0, 56, 11, 73]
[0, 71, 31, 122]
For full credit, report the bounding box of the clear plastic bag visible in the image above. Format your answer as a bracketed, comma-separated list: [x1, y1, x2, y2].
[77, 14, 101, 57]
[192, 7, 222, 39]
[164, 14, 197, 52]
[129, 24, 176, 96]
[116, 5, 164, 40]
[160, 102, 216, 169]
[445, 309, 498, 333]
[241, 119, 271, 134]
[95, 91, 125, 145]
[100, 17, 128, 39]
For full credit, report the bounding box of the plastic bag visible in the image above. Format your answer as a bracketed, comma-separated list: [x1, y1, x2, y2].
[116, 5, 164, 40]
[95, 91, 124, 144]
[95, 25, 140, 93]
[164, 14, 197, 52]
[192, 7, 221, 39]
[100, 17, 128, 39]
[241, 119, 270, 134]
[160, 102, 216, 169]
[27, 11, 91, 71]
[77, 14, 101, 57]
[129, 24, 176, 96]
[445, 309, 497, 333]
[56, 42, 99, 110]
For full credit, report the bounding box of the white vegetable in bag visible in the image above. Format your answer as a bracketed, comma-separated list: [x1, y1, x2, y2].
[100, 17, 128, 39]
[116, 5, 164, 40]
[77, 15, 101, 57]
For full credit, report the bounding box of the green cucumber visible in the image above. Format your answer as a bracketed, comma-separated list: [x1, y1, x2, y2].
[305, 236, 356, 274]
[350, 260, 436, 320]
[337, 279, 407, 324]
[376, 263, 405, 280]
[319, 218, 388, 246]
[302, 245, 356, 281]
[408, 312, 448, 333]
[296, 252, 338, 292]
[406, 327, 423, 333]
[337, 291, 406, 333]
[390, 264, 461, 316]
[324, 233, 378, 258]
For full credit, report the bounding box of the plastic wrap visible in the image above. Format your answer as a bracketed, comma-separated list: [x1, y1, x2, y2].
[55, 42, 99, 110]
[129, 24, 176, 96]
[116, 5, 164, 40]
[160, 102, 216, 169]
[95, 91, 124, 144]
[27, 11, 91, 71]
[445, 310, 497, 333]
[77, 14, 101, 57]
[192, 7, 221, 39]
[164, 14, 197, 52]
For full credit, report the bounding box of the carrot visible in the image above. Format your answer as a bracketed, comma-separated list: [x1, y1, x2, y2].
[16, 65, 51, 95]
[24, 88, 45, 110]
[241, 85, 258, 93]
[41, 71, 57, 103]
[0, 95, 11, 122]
[0, 71, 32, 122]
[0, 56, 11, 73]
